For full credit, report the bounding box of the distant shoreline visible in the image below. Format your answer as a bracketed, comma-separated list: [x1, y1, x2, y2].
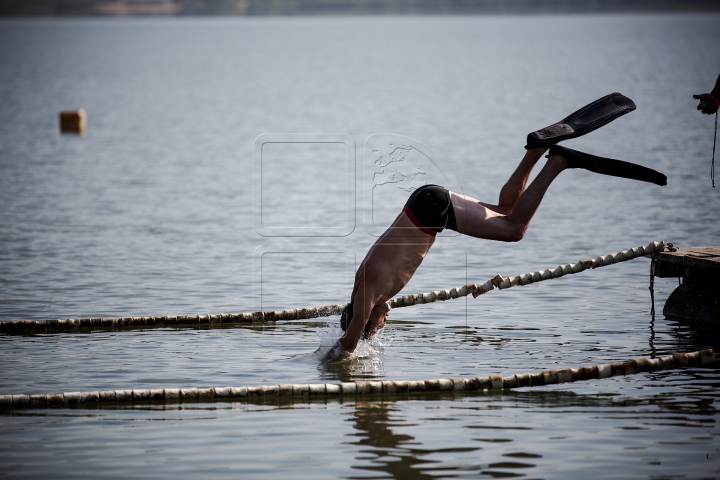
[1, 0, 718, 17]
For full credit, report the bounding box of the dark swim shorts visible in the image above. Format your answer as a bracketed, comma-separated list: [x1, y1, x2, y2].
[402, 184, 457, 236]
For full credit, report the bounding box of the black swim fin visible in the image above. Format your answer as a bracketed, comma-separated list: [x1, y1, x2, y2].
[548, 145, 667, 186]
[526, 93, 637, 150]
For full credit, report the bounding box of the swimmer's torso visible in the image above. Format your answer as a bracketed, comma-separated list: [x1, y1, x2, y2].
[351, 212, 435, 306]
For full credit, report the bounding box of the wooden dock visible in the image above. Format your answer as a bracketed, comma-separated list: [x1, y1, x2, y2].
[654, 246, 720, 321]
[654, 246, 720, 277]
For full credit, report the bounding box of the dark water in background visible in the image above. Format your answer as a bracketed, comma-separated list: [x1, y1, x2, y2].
[1, 14, 720, 478]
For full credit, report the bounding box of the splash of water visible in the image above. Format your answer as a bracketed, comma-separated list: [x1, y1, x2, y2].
[315, 322, 399, 374]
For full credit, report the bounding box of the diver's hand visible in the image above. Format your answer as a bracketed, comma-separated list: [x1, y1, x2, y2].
[693, 93, 720, 115]
[322, 341, 351, 363]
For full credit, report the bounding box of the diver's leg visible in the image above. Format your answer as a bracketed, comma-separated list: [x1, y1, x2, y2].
[490, 147, 548, 215]
[452, 155, 566, 242]
[503, 155, 567, 238]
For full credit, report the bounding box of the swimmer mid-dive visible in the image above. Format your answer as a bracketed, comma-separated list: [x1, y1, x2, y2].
[324, 93, 667, 362]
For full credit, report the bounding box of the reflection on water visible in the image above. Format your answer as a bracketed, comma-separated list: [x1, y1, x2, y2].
[1, 383, 717, 479]
[651, 316, 720, 358]
[342, 385, 719, 479]
[348, 401, 447, 479]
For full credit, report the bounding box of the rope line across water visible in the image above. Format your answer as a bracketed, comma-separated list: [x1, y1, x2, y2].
[0, 349, 713, 410]
[0, 241, 666, 333]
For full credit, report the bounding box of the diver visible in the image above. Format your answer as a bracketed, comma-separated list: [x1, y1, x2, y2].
[324, 93, 667, 362]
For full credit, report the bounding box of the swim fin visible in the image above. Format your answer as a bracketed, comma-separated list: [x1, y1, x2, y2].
[548, 145, 667, 186]
[526, 93, 636, 150]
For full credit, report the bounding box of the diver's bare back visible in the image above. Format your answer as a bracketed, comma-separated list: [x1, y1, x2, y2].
[353, 212, 435, 306]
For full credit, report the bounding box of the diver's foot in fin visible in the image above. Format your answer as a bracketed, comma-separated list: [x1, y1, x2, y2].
[525, 92, 636, 150]
[548, 145, 667, 186]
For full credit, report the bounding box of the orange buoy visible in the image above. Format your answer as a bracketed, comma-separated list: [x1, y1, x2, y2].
[59, 109, 86, 134]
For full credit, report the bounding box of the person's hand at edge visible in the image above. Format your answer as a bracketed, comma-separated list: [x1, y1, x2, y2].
[694, 93, 720, 114]
[694, 74, 720, 115]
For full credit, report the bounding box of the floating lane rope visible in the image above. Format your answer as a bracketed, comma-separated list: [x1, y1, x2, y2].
[0, 349, 713, 410]
[390, 241, 666, 307]
[0, 241, 666, 333]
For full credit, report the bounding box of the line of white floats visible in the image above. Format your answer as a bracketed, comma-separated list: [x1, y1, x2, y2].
[1, 347, 712, 410]
[0, 241, 666, 331]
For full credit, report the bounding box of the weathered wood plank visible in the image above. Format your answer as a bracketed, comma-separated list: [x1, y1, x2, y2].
[656, 246, 720, 271]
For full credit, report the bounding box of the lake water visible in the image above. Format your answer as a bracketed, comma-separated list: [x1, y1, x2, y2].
[1, 14, 720, 478]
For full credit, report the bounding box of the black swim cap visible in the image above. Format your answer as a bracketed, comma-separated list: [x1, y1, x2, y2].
[340, 302, 353, 331]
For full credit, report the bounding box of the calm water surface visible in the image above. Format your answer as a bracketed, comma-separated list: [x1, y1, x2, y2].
[1, 14, 719, 479]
